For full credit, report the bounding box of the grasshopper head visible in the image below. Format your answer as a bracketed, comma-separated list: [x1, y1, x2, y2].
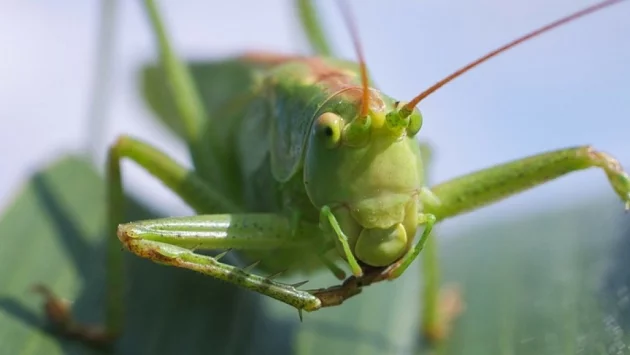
[304, 88, 425, 267]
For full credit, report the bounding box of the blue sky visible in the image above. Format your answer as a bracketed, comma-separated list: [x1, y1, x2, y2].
[1, 0, 629, 234]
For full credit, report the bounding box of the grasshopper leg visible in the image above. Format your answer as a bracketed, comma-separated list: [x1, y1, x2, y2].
[415, 144, 466, 343]
[320, 206, 364, 277]
[295, 0, 333, 56]
[409, 145, 630, 342]
[308, 212, 440, 309]
[318, 253, 347, 280]
[386, 213, 437, 280]
[34, 135, 239, 346]
[427, 145, 630, 221]
[117, 214, 323, 312]
[32, 285, 113, 346]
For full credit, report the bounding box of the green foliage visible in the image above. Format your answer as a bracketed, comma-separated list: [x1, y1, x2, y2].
[441, 202, 630, 354]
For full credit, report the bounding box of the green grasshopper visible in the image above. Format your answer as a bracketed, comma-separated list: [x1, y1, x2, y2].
[35, 0, 630, 346]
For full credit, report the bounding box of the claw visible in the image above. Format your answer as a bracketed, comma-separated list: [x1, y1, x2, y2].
[592, 149, 630, 208]
[32, 284, 72, 328]
[31, 284, 116, 347]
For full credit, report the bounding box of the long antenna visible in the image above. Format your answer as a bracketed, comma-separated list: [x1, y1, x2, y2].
[337, 0, 370, 119]
[402, 0, 626, 115]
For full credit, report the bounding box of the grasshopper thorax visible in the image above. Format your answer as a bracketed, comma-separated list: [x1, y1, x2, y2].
[304, 88, 425, 267]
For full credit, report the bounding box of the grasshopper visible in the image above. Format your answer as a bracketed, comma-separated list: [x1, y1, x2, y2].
[35, 0, 630, 346]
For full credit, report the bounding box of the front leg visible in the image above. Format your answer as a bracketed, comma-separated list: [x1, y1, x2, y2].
[307, 212, 437, 307]
[426, 146, 630, 221]
[117, 214, 323, 312]
[320, 206, 364, 277]
[407, 145, 629, 343]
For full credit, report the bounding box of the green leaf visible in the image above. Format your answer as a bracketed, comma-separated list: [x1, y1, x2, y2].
[437, 201, 630, 354]
[0, 156, 267, 354]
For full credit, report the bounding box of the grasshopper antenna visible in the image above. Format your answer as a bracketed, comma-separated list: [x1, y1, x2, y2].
[401, 0, 627, 116]
[337, 0, 370, 119]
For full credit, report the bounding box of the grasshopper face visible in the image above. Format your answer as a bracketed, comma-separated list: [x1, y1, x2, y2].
[304, 89, 426, 266]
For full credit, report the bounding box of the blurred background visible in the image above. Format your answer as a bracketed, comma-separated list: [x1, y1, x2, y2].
[1, 0, 629, 232]
[1, 1, 630, 354]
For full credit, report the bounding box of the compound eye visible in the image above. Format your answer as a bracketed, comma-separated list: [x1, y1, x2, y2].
[407, 110, 423, 137]
[315, 112, 343, 148]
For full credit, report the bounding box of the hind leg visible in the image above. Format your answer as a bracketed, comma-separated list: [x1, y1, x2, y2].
[35, 136, 237, 345]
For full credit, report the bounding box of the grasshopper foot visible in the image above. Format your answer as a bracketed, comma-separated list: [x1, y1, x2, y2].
[422, 284, 465, 343]
[586, 147, 630, 210]
[32, 284, 116, 347]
